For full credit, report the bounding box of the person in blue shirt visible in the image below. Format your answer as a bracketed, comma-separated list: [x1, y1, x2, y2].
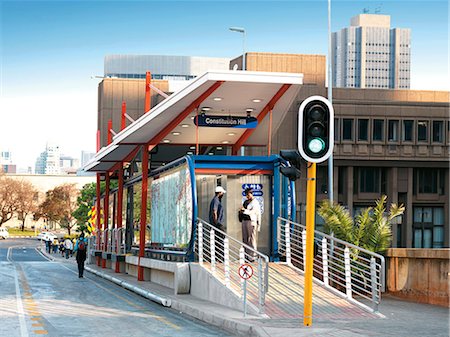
[209, 186, 226, 231]
[74, 233, 88, 278]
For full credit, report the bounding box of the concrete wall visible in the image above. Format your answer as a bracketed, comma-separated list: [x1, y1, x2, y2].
[386, 248, 449, 307]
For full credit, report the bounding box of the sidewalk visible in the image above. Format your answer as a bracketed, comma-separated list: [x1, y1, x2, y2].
[41, 248, 449, 337]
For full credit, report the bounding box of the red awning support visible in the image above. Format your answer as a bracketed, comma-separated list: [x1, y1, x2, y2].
[146, 81, 224, 148]
[96, 173, 101, 266]
[138, 146, 149, 281]
[145, 71, 151, 113]
[232, 84, 291, 155]
[102, 174, 110, 268]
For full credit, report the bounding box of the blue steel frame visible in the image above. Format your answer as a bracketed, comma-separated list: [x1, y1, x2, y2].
[132, 154, 294, 261]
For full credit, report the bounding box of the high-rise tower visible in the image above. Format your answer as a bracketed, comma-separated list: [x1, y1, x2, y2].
[332, 14, 411, 89]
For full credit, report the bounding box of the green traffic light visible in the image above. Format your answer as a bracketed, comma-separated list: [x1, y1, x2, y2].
[308, 138, 325, 153]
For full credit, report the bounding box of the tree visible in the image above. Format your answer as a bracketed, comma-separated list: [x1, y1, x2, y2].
[0, 176, 21, 226]
[73, 182, 100, 234]
[317, 195, 405, 254]
[15, 180, 39, 231]
[39, 184, 80, 235]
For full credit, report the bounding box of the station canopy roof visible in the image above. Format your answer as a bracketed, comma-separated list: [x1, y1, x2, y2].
[85, 70, 303, 172]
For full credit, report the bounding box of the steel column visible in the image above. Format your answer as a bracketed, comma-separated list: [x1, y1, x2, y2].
[145, 71, 151, 113]
[96, 173, 101, 266]
[138, 146, 149, 281]
[102, 174, 110, 268]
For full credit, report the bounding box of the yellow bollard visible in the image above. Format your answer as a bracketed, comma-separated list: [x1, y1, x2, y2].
[303, 162, 316, 327]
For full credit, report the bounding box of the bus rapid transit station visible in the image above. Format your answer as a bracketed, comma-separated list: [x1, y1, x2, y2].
[84, 70, 386, 322]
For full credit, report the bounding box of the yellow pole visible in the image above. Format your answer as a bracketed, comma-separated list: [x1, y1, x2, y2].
[303, 162, 316, 326]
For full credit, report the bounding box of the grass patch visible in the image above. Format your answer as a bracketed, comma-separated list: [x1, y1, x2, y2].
[6, 228, 37, 236]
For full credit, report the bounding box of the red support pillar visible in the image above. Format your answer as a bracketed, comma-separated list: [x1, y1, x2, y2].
[96, 173, 101, 266]
[138, 146, 149, 281]
[121, 101, 127, 130]
[145, 71, 151, 113]
[96, 130, 101, 152]
[115, 164, 124, 273]
[102, 174, 110, 268]
[107, 119, 113, 145]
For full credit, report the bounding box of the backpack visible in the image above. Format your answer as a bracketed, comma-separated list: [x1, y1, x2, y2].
[78, 240, 86, 251]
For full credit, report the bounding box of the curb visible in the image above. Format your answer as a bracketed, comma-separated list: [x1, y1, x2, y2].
[84, 266, 171, 307]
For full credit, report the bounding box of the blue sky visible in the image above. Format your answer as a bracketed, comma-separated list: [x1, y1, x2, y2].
[0, 0, 448, 169]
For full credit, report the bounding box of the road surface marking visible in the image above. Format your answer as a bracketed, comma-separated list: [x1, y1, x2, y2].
[13, 266, 29, 337]
[33, 330, 48, 335]
[57, 262, 181, 330]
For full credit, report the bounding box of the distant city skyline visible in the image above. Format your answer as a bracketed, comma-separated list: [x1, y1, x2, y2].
[1, 1, 448, 169]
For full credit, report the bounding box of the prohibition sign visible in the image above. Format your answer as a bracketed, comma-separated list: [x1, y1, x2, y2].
[238, 264, 254, 280]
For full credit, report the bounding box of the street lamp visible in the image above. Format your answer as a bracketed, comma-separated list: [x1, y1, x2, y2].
[229, 27, 246, 70]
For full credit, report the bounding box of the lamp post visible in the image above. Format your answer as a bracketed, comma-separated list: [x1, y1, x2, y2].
[327, 0, 334, 202]
[229, 27, 246, 70]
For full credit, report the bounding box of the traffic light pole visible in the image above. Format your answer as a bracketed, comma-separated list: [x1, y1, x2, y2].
[303, 162, 316, 327]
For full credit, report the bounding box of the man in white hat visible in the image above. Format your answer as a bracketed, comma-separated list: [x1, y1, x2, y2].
[209, 186, 226, 233]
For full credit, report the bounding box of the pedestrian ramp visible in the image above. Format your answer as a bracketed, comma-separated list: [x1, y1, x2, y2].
[195, 218, 383, 321]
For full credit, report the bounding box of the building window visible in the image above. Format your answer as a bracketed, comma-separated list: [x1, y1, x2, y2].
[417, 121, 428, 142]
[334, 118, 339, 142]
[358, 119, 369, 141]
[414, 168, 445, 195]
[373, 119, 384, 141]
[413, 207, 445, 248]
[358, 167, 386, 193]
[388, 120, 399, 142]
[343, 119, 354, 141]
[402, 120, 413, 142]
[432, 121, 444, 143]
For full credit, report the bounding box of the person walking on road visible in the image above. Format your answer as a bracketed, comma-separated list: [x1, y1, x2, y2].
[74, 233, 88, 278]
[64, 237, 73, 259]
[241, 188, 261, 261]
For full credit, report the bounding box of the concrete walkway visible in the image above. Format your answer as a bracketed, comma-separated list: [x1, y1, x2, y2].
[41, 248, 449, 337]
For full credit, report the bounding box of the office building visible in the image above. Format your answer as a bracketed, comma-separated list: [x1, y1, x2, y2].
[35, 143, 61, 175]
[0, 150, 16, 173]
[332, 14, 411, 89]
[104, 55, 230, 80]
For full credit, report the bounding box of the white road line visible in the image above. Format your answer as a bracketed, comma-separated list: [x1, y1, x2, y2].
[8, 247, 29, 337]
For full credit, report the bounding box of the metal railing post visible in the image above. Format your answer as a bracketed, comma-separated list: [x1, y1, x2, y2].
[344, 246, 352, 299]
[370, 257, 379, 312]
[198, 222, 203, 265]
[322, 237, 329, 287]
[302, 229, 307, 271]
[258, 257, 264, 313]
[224, 238, 230, 288]
[285, 221, 291, 265]
[239, 246, 245, 285]
[210, 229, 216, 275]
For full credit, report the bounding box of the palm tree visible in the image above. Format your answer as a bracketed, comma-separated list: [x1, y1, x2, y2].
[317, 195, 404, 254]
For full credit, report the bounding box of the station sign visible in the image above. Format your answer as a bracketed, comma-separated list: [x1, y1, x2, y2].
[242, 190, 263, 196]
[194, 115, 258, 129]
[242, 184, 263, 190]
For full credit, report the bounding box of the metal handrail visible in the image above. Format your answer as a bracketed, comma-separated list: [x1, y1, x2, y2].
[277, 217, 385, 313]
[194, 218, 269, 315]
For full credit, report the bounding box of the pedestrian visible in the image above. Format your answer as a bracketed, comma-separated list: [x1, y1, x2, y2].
[241, 188, 261, 261]
[209, 186, 226, 232]
[52, 238, 59, 254]
[47, 237, 53, 254]
[64, 237, 73, 259]
[74, 233, 88, 278]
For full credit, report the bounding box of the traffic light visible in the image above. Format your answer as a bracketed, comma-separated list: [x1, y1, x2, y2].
[298, 96, 334, 163]
[279, 150, 301, 181]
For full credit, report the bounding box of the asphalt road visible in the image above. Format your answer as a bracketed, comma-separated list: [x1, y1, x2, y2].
[0, 238, 233, 337]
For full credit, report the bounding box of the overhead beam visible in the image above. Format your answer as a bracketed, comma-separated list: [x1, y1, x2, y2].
[146, 81, 224, 148]
[232, 84, 291, 155]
